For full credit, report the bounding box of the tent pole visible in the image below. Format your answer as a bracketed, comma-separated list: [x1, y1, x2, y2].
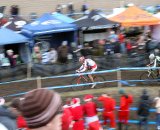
[26, 43, 32, 79]
[79, 30, 83, 45]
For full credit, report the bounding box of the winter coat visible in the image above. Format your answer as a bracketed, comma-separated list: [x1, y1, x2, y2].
[0, 106, 17, 130]
[137, 95, 152, 117]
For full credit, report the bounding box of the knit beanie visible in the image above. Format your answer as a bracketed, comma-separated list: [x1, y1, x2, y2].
[20, 89, 62, 128]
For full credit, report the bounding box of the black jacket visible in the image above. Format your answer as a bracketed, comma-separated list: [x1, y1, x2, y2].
[137, 94, 152, 117]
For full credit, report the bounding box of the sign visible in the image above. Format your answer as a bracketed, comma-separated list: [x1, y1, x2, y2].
[31, 20, 61, 26]
[91, 15, 102, 21]
[14, 20, 27, 28]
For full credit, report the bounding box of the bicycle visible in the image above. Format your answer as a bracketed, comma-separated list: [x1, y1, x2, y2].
[139, 66, 159, 84]
[70, 73, 106, 91]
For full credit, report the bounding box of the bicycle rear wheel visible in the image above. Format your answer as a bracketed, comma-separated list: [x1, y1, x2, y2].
[140, 72, 155, 85]
[70, 77, 86, 91]
[93, 75, 106, 88]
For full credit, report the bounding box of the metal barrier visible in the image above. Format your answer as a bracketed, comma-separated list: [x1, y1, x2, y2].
[1, 66, 160, 98]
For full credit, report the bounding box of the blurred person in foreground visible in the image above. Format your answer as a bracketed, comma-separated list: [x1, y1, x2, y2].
[70, 98, 84, 130]
[0, 97, 17, 130]
[137, 89, 152, 130]
[98, 93, 116, 130]
[19, 89, 62, 130]
[118, 89, 133, 130]
[83, 94, 103, 130]
[10, 98, 28, 130]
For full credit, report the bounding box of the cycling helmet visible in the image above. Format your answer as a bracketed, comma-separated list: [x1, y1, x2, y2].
[149, 53, 155, 60]
[79, 56, 85, 62]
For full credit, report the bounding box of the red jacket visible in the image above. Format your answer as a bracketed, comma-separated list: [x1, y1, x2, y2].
[98, 96, 116, 112]
[62, 108, 73, 130]
[17, 115, 28, 128]
[70, 105, 84, 130]
[70, 105, 84, 120]
[83, 101, 97, 117]
[119, 95, 133, 111]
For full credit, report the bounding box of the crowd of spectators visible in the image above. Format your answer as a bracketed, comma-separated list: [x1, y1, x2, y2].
[0, 88, 160, 130]
[0, 28, 159, 68]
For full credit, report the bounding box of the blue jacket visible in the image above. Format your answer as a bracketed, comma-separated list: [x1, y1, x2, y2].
[0, 106, 17, 130]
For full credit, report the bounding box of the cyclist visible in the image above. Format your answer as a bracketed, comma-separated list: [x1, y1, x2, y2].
[76, 56, 97, 88]
[148, 53, 160, 77]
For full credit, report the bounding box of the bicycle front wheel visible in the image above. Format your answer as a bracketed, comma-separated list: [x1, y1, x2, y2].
[94, 75, 106, 88]
[70, 77, 86, 91]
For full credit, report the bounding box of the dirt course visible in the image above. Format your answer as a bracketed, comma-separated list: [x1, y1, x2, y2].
[0, 70, 159, 100]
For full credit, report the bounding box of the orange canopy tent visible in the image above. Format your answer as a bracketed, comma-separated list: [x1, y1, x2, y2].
[109, 6, 160, 27]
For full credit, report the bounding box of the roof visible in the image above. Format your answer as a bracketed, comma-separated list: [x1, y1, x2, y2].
[74, 10, 119, 30]
[0, 28, 28, 45]
[3, 16, 28, 31]
[22, 13, 77, 37]
[52, 12, 75, 23]
[109, 6, 160, 27]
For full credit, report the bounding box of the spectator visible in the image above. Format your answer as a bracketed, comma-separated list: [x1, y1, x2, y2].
[118, 31, 126, 54]
[154, 93, 160, 130]
[41, 51, 49, 64]
[83, 94, 102, 130]
[125, 39, 132, 56]
[70, 98, 84, 130]
[70, 42, 78, 62]
[32, 46, 42, 63]
[67, 3, 74, 14]
[62, 98, 73, 130]
[81, 1, 89, 14]
[0, 123, 8, 130]
[97, 40, 105, 56]
[98, 93, 116, 129]
[58, 41, 69, 63]
[0, 97, 17, 130]
[10, 5, 19, 16]
[112, 39, 120, 54]
[108, 31, 118, 42]
[6, 49, 18, 67]
[104, 40, 114, 55]
[56, 4, 62, 13]
[118, 89, 133, 130]
[74, 43, 92, 58]
[19, 89, 62, 130]
[137, 89, 152, 130]
[48, 48, 58, 63]
[0, 13, 8, 27]
[10, 98, 28, 130]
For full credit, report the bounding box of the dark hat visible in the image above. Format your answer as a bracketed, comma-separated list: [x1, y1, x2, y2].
[119, 89, 125, 94]
[20, 89, 62, 128]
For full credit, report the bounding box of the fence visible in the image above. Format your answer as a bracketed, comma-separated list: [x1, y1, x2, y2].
[1, 66, 160, 98]
[0, 54, 148, 82]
